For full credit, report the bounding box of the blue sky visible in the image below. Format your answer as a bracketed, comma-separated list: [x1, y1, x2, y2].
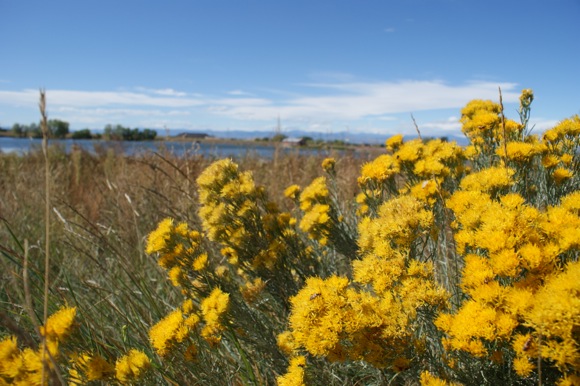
[1, 0, 579, 138]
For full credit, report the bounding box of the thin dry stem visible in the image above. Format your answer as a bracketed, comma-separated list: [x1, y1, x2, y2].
[498, 86, 508, 161]
[410, 113, 423, 141]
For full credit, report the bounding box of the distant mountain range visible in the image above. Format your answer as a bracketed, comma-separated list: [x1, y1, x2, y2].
[176, 129, 470, 146]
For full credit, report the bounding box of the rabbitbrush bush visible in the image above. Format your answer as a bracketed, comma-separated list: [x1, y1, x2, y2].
[1, 89, 579, 385]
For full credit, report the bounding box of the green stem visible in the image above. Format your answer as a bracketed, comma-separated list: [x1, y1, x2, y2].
[228, 326, 257, 386]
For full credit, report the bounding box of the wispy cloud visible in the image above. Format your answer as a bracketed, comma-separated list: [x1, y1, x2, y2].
[419, 116, 462, 133]
[0, 80, 521, 134]
[0, 89, 203, 108]
[210, 80, 520, 121]
[227, 90, 254, 96]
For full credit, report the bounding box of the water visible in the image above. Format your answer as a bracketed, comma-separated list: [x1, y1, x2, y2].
[0, 137, 352, 159]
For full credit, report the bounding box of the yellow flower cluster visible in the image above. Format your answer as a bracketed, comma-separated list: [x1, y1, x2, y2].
[200, 288, 230, 346]
[68, 352, 115, 384]
[438, 174, 580, 383]
[138, 89, 579, 384]
[357, 135, 464, 215]
[358, 195, 433, 254]
[0, 307, 77, 385]
[197, 158, 261, 245]
[277, 355, 306, 386]
[146, 218, 209, 290]
[297, 177, 333, 244]
[114, 349, 150, 384]
[149, 300, 200, 356]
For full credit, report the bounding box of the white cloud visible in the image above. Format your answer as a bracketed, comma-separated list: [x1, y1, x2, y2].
[529, 118, 559, 132]
[227, 90, 254, 96]
[0, 80, 522, 135]
[212, 80, 520, 121]
[384, 27, 396, 33]
[419, 117, 462, 133]
[0, 89, 203, 108]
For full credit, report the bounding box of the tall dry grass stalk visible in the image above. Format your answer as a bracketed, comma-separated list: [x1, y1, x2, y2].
[39, 90, 66, 385]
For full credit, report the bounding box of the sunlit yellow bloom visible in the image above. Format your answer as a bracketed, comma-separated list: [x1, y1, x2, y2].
[284, 184, 301, 200]
[420, 371, 462, 386]
[321, 157, 336, 173]
[358, 154, 400, 186]
[115, 349, 150, 384]
[385, 134, 404, 151]
[277, 355, 306, 386]
[525, 260, 580, 371]
[410, 179, 439, 205]
[542, 154, 561, 168]
[500, 141, 543, 162]
[394, 139, 423, 164]
[40, 306, 77, 341]
[192, 253, 208, 271]
[149, 307, 198, 356]
[299, 177, 329, 211]
[145, 218, 173, 254]
[459, 166, 515, 192]
[200, 288, 230, 344]
[552, 167, 573, 184]
[358, 195, 433, 252]
[513, 356, 535, 377]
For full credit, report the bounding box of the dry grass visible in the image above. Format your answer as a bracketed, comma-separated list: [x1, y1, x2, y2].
[0, 143, 374, 384]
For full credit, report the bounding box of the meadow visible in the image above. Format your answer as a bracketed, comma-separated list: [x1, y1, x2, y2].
[0, 90, 579, 385]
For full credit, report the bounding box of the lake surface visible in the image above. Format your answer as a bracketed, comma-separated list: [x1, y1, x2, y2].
[0, 137, 366, 159]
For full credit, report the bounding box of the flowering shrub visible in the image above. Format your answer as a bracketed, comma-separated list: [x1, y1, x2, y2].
[2, 89, 578, 385]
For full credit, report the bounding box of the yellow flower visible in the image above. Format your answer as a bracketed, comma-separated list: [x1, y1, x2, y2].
[72, 353, 115, 382]
[277, 331, 298, 355]
[500, 141, 542, 162]
[553, 167, 573, 184]
[385, 134, 404, 151]
[145, 218, 173, 254]
[40, 306, 77, 341]
[420, 371, 461, 386]
[321, 157, 336, 173]
[200, 288, 230, 344]
[115, 349, 150, 384]
[277, 355, 306, 386]
[299, 177, 329, 211]
[240, 277, 266, 303]
[149, 308, 197, 356]
[410, 179, 439, 205]
[358, 195, 433, 252]
[284, 184, 301, 200]
[192, 253, 208, 271]
[542, 154, 560, 168]
[519, 88, 534, 108]
[394, 138, 423, 163]
[524, 260, 580, 370]
[459, 166, 515, 193]
[0, 336, 20, 378]
[513, 356, 535, 377]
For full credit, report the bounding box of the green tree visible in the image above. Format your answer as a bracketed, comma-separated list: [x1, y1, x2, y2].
[48, 119, 70, 138]
[11, 123, 24, 138]
[25, 122, 42, 138]
[71, 129, 92, 139]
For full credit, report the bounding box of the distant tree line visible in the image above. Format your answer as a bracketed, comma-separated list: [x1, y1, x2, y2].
[11, 119, 70, 139]
[9, 121, 157, 141]
[102, 124, 157, 141]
